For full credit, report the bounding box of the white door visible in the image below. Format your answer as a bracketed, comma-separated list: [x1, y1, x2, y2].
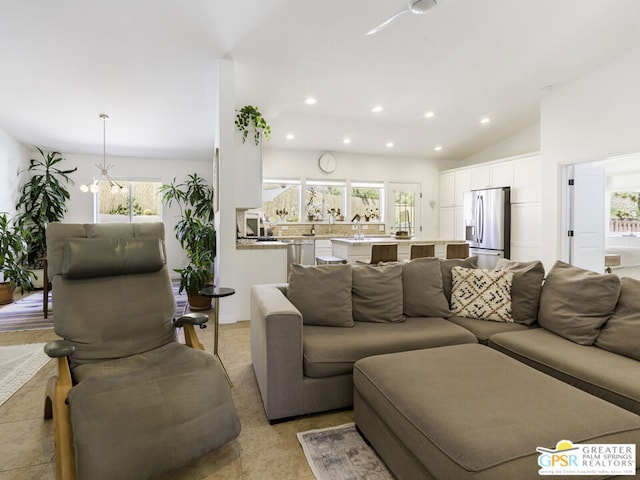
[388, 183, 422, 236]
[569, 163, 606, 272]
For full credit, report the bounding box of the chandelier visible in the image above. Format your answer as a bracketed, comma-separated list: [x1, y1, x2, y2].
[80, 114, 124, 194]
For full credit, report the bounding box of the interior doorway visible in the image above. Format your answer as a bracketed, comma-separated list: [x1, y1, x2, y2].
[565, 153, 640, 276]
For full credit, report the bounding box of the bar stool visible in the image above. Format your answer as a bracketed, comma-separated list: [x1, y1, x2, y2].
[446, 243, 469, 259]
[410, 244, 435, 259]
[357, 243, 398, 264]
[316, 256, 347, 265]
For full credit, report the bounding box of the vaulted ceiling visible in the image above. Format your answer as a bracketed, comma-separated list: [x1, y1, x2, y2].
[1, 0, 640, 162]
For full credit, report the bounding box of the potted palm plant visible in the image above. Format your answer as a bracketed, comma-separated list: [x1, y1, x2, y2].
[15, 148, 77, 288]
[160, 174, 215, 310]
[0, 213, 34, 304]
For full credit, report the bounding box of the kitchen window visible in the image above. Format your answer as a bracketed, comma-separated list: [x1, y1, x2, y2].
[305, 180, 346, 222]
[262, 179, 301, 223]
[351, 181, 384, 221]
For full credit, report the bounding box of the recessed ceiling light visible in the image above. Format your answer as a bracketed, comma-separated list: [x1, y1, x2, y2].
[285, 133, 295, 140]
[480, 117, 491, 124]
[343, 138, 351, 144]
[424, 111, 435, 118]
[372, 105, 383, 113]
[304, 97, 317, 105]
[386, 141, 394, 148]
[434, 145, 442, 151]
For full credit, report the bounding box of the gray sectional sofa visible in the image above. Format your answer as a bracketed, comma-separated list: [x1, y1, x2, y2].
[251, 257, 640, 420]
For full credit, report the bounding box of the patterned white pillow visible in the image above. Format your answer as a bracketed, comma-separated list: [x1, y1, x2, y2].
[450, 267, 514, 322]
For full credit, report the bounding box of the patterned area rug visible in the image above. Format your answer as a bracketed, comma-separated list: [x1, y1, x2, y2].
[0, 283, 188, 333]
[0, 343, 49, 406]
[297, 423, 395, 480]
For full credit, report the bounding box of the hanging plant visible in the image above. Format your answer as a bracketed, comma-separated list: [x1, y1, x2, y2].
[235, 105, 271, 145]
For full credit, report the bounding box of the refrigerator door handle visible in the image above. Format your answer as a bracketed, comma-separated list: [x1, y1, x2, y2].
[478, 195, 484, 243]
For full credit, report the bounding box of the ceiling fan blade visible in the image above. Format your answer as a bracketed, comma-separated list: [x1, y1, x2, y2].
[365, 8, 410, 36]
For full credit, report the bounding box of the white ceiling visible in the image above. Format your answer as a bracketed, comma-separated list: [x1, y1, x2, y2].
[2, 0, 640, 162]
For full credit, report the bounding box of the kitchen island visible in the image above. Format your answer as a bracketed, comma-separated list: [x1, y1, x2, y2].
[331, 237, 463, 263]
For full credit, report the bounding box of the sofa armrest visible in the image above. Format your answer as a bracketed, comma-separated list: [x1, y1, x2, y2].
[251, 283, 304, 421]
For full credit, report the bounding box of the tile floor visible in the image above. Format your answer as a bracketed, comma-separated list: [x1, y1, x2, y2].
[0, 304, 354, 480]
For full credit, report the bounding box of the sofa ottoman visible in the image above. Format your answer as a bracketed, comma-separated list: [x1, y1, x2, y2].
[354, 344, 640, 480]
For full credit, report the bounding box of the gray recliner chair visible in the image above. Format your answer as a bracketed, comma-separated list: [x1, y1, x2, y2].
[43, 222, 240, 480]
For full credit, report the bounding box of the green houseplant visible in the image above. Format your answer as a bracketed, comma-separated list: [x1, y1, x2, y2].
[0, 213, 34, 304]
[160, 174, 215, 310]
[15, 148, 77, 285]
[235, 105, 271, 145]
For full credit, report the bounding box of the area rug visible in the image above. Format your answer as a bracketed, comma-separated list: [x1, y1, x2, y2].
[0, 343, 50, 406]
[0, 283, 188, 333]
[297, 423, 395, 480]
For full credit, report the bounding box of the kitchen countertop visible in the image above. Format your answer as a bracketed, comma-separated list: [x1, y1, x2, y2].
[236, 241, 287, 250]
[331, 237, 462, 246]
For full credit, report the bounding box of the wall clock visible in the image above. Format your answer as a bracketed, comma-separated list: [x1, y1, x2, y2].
[318, 153, 337, 173]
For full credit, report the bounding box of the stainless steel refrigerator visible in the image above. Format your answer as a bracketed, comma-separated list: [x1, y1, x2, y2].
[464, 187, 511, 269]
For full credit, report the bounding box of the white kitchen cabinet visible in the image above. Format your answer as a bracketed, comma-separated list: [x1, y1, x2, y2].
[454, 169, 471, 206]
[439, 206, 455, 239]
[471, 165, 491, 190]
[512, 155, 541, 203]
[314, 239, 332, 259]
[490, 161, 513, 189]
[439, 172, 455, 207]
[510, 203, 542, 261]
[235, 133, 263, 209]
[454, 206, 465, 240]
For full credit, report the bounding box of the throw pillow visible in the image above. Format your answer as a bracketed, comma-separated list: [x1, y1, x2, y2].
[595, 277, 640, 361]
[450, 267, 514, 322]
[495, 259, 545, 325]
[287, 264, 354, 327]
[352, 263, 404, 323]
[538, 261, 620, 345]
[402, 257, 451, 317]
[440, 257, 479, 304]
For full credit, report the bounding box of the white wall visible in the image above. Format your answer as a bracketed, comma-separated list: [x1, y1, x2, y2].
[263, 147, 450, 238]
[540, 43, 640, 270]
[61, 151, 212, 275]
[460, 124, 540, 166]
[0, 127, 28, 216]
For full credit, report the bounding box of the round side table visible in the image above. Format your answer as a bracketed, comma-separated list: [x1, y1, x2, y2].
[199, 286, 235, 386]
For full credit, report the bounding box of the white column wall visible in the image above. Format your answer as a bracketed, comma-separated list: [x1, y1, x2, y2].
[0, 127, 28, 216]
[540, 43, 640, 270]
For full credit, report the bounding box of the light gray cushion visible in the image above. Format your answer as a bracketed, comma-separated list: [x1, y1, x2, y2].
[402, 257, 451, 318]
[354, 344, 640, 478]
[440, 257, 478, 304]
[538, 261, 620, 345]
[450, 267, 514, 322]
[495, 259, 545, 325]
[69, 342, 241, 480]
[595, 277, 640, 361]
[287, 264, 354, 327]
[352, 264, 404, 323]
[303, 317, 477, 378]
[62, 237, 165, 279]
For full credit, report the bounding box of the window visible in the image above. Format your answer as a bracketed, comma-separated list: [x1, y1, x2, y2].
[262, 179, 301, 223]
[97, 179, 162, 223]
[608, 191, 640, 234]
[305, 180, 345, 222]
[351, 182, 384, 221]
[392, 188, 418, 236]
